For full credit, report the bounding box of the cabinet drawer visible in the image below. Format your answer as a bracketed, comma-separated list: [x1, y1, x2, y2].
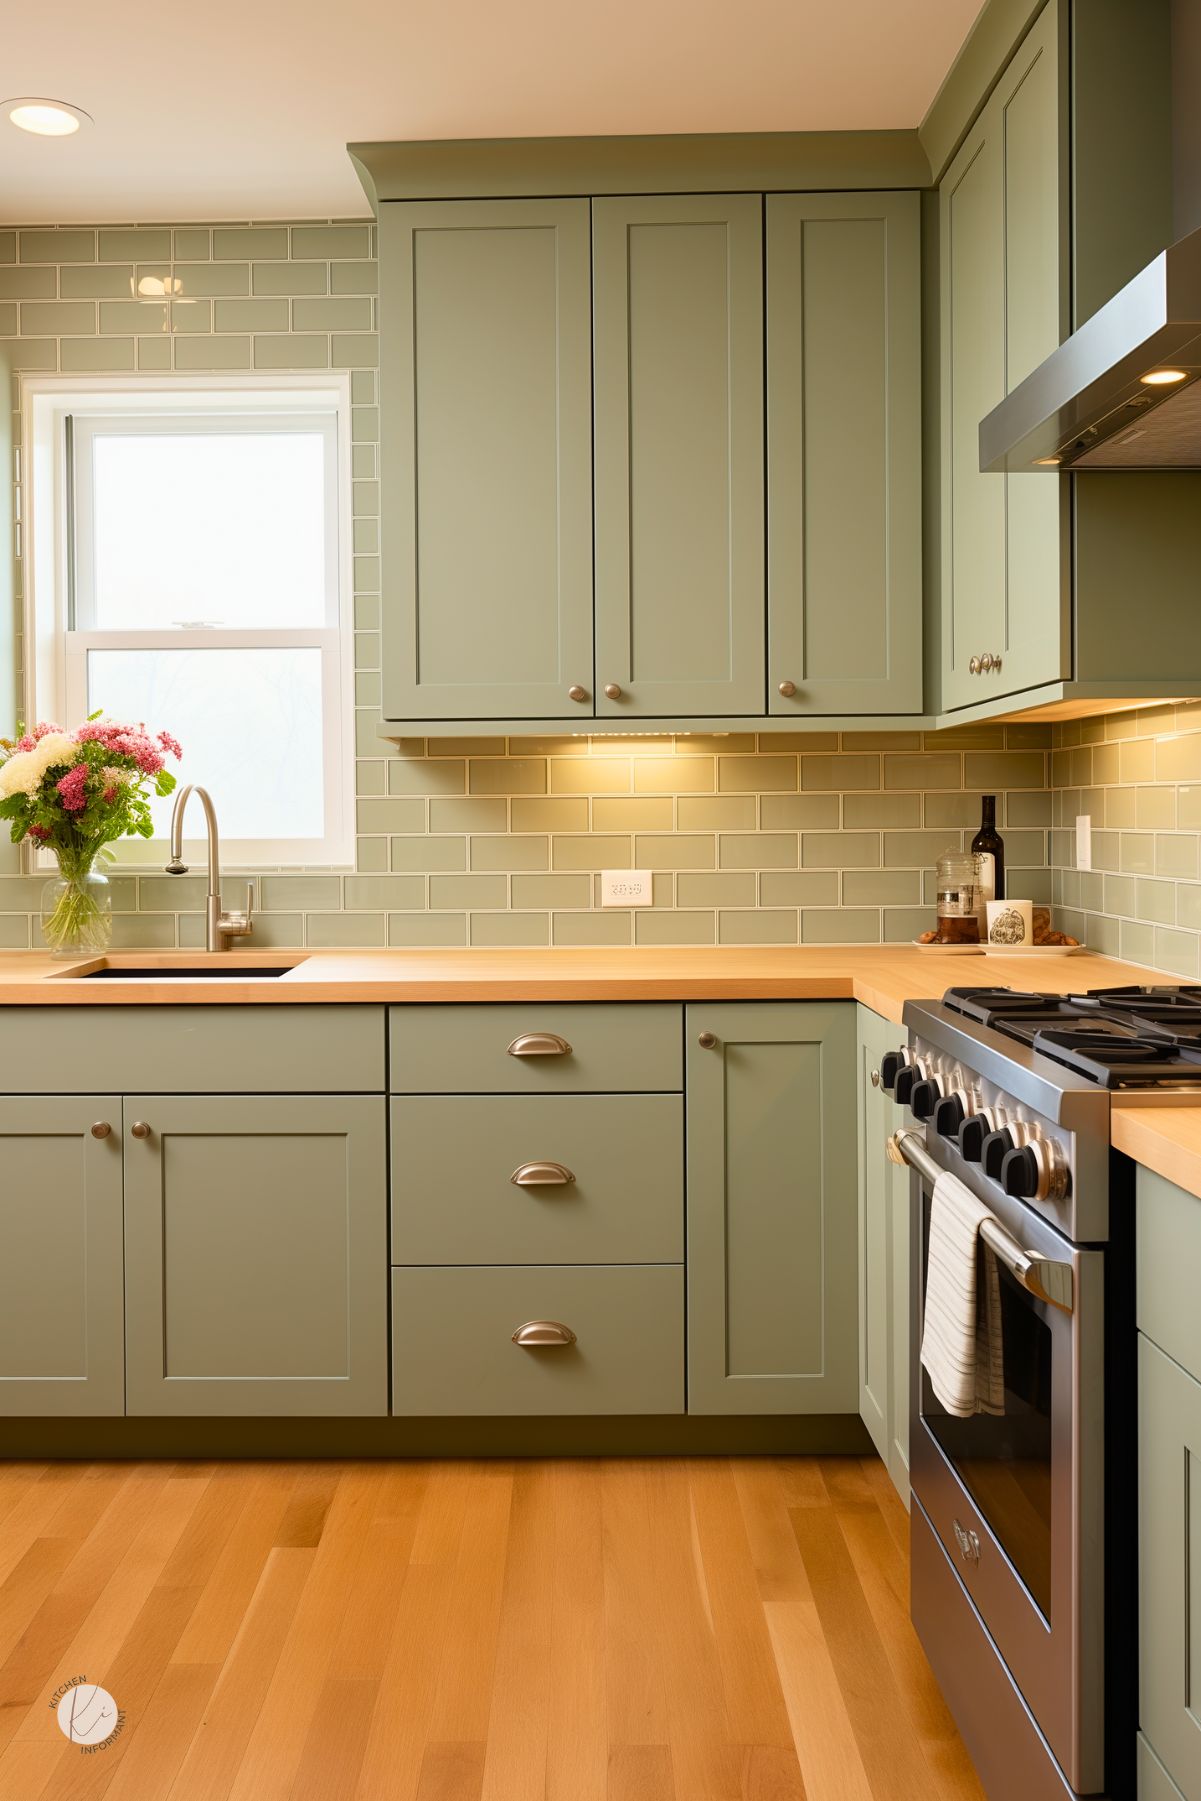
[388, 1004, 682, 1093]
[391, 1265, 683, 1415]
[1138, 1166, 1201, 1381]
[391, 1095, 683, 1265]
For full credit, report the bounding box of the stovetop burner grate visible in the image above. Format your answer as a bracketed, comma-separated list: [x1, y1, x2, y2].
[938, 984, 1201, 1086]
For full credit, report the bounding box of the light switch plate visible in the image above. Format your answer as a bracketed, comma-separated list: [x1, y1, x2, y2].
[1076, 815, 1092, 871]
[601, 869, 652, 908]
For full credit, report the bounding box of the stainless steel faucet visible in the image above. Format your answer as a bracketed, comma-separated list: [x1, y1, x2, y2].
[165, 784, 254, 951]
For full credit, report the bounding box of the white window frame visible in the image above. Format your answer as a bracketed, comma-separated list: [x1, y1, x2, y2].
[20, 373, 355, 870]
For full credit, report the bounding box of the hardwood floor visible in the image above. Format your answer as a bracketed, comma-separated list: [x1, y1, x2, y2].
[0, 1455, 986, 1801]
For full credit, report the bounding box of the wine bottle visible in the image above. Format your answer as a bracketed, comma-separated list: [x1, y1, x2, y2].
[971, 795, 1005, 901]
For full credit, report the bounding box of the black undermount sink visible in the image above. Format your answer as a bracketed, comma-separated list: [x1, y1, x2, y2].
[78, 964, 298, 980]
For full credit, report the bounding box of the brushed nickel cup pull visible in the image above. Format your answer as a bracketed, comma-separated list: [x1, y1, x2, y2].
[567, 684, 588, 703]
[130, 1121, 152, 1139]
[511, 1320, 577, 1348]
[777, 680, 797, 697]
[603, 682, 622, 700]
[507, 1032, 572, 1058]
[510, 1160, 575, 1187]
[90, 1122, 112, 1139]
[697, 1031, 718, 1049]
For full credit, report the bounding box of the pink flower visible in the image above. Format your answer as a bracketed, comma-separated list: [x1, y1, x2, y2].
[15, 720, 64, 752]
[156, 730, 183, 760]
[56, 763, 90, 813]
[27, 824, 50, 841]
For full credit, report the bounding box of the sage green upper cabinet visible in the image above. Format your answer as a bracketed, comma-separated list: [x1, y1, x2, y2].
[767, 193, 922, 715]
[123, 1095, 387, 1417]
[939, 2, 1069, 712]
[592, 194, 765, 719]
[686, 1002, 857, 1415]
[0, 1098, 124, 1417]
[378, 199, 594, 720]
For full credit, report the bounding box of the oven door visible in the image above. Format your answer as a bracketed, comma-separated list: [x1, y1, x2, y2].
[907, 1141, 1105, 1796]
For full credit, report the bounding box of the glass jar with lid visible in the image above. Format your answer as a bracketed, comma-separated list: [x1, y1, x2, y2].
[935, 850, 985, 943]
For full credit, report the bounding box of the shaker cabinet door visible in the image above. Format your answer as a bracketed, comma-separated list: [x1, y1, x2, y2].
[939, 2, 1069, 712]
[378, 198, 594, 720]
[1140, 1334, 1201, 1801]
[0, 1097, 124, 1417]
[686, 1002, 857, 1414]
[593, 194, 765, 718]
[123, 1094, 387, 1416]
[767, 192, 922, 715]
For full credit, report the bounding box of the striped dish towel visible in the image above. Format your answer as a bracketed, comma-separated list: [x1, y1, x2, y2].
[920, 1169, 1006, 1419]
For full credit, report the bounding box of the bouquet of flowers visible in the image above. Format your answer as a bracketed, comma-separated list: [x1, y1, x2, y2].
[0, 715, 182, 954]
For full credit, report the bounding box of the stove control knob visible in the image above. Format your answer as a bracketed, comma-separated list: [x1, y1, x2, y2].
[934, 1093, 966, 1138]
[958, 1115, 990, 1162]
[894, 1065, 920, 1106]
[880, 1051, 904, 1093]
[1000, 1144, 1042, 1200]
[909, 1077, 944, 1120]
[981, 1128, 1016, 1181]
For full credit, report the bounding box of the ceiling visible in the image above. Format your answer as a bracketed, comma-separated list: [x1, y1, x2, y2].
[1, 0, 986, 224]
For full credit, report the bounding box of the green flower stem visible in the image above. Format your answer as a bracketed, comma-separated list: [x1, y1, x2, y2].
[42, 848, 110, 955]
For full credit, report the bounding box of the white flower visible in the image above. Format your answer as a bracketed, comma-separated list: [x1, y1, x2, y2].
[0, 733, 78, 799]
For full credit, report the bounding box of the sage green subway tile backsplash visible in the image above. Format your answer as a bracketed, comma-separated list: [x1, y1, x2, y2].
[2, 216, 1054, 952]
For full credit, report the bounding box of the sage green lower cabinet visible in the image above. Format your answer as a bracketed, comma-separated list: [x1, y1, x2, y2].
[123, 1095, 387, 1417]
[686, 1002, 857, 1415]
[391, 1265, 684, 1416]
[391, 1094, 683, 1265]
[592, 193, 765, 718]
[766, 192, 922, 715]
[1139, 1334, 1201, 1801]
[1141, 1736, 1189, 1801]
[856, 1006, 910, 1501]
[0, 1098, 124, 1417]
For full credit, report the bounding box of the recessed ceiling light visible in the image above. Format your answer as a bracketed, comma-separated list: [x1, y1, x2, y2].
[4, 97, 91, 136]
[1140, 368, 1189, 386]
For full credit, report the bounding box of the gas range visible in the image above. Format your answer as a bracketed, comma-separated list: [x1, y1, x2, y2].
[892, 981, 1155, 1801]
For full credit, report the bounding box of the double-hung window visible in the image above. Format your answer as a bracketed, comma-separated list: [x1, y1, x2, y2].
[22, 375, 354, 866]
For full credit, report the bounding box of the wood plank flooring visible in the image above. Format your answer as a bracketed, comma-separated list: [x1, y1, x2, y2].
[0, 1455, 986, 1801]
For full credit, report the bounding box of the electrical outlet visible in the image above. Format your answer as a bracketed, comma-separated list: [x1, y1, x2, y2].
[601, 869, 652, 908]
[1076, 815, 1092, 871]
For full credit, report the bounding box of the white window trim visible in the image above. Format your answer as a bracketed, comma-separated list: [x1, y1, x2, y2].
[20, 372, 356, 871]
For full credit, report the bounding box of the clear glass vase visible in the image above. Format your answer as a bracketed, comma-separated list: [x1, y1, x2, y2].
[40, 849, 112, 959]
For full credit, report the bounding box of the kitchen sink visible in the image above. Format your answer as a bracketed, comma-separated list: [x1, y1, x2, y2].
[62, 959, 306, 981]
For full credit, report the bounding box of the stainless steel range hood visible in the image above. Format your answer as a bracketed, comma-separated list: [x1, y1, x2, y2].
[979, 225, 1201, 471]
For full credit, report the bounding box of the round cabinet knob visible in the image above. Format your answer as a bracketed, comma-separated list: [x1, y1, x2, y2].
[130, 1121, 152, 1140]
[934, 1093, 966, 1139]
[958, 1115, 990, 1162]
[909, 1077, 944, 1121]
[90, 1122, 112, 1140]
[893, 1065, 919, 1107]
[981, 1127, 1016, 1180]
[1001, 1144, 1041, 1200]
[603, 683, 623, 700]
[978, 652, 995, 673]
[870, 1069, 881, 1089]
[992, 652, 1003, 672]
[879, 1051, 904, 1093]
[969, 655, 981, 675]
[697, 1031, 718, 1049]
[567, 684, 588, 703]
[778, 680, 797, 698]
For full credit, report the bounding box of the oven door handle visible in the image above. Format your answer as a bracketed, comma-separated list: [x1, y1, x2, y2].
[887, 1129, 1074, 1315]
